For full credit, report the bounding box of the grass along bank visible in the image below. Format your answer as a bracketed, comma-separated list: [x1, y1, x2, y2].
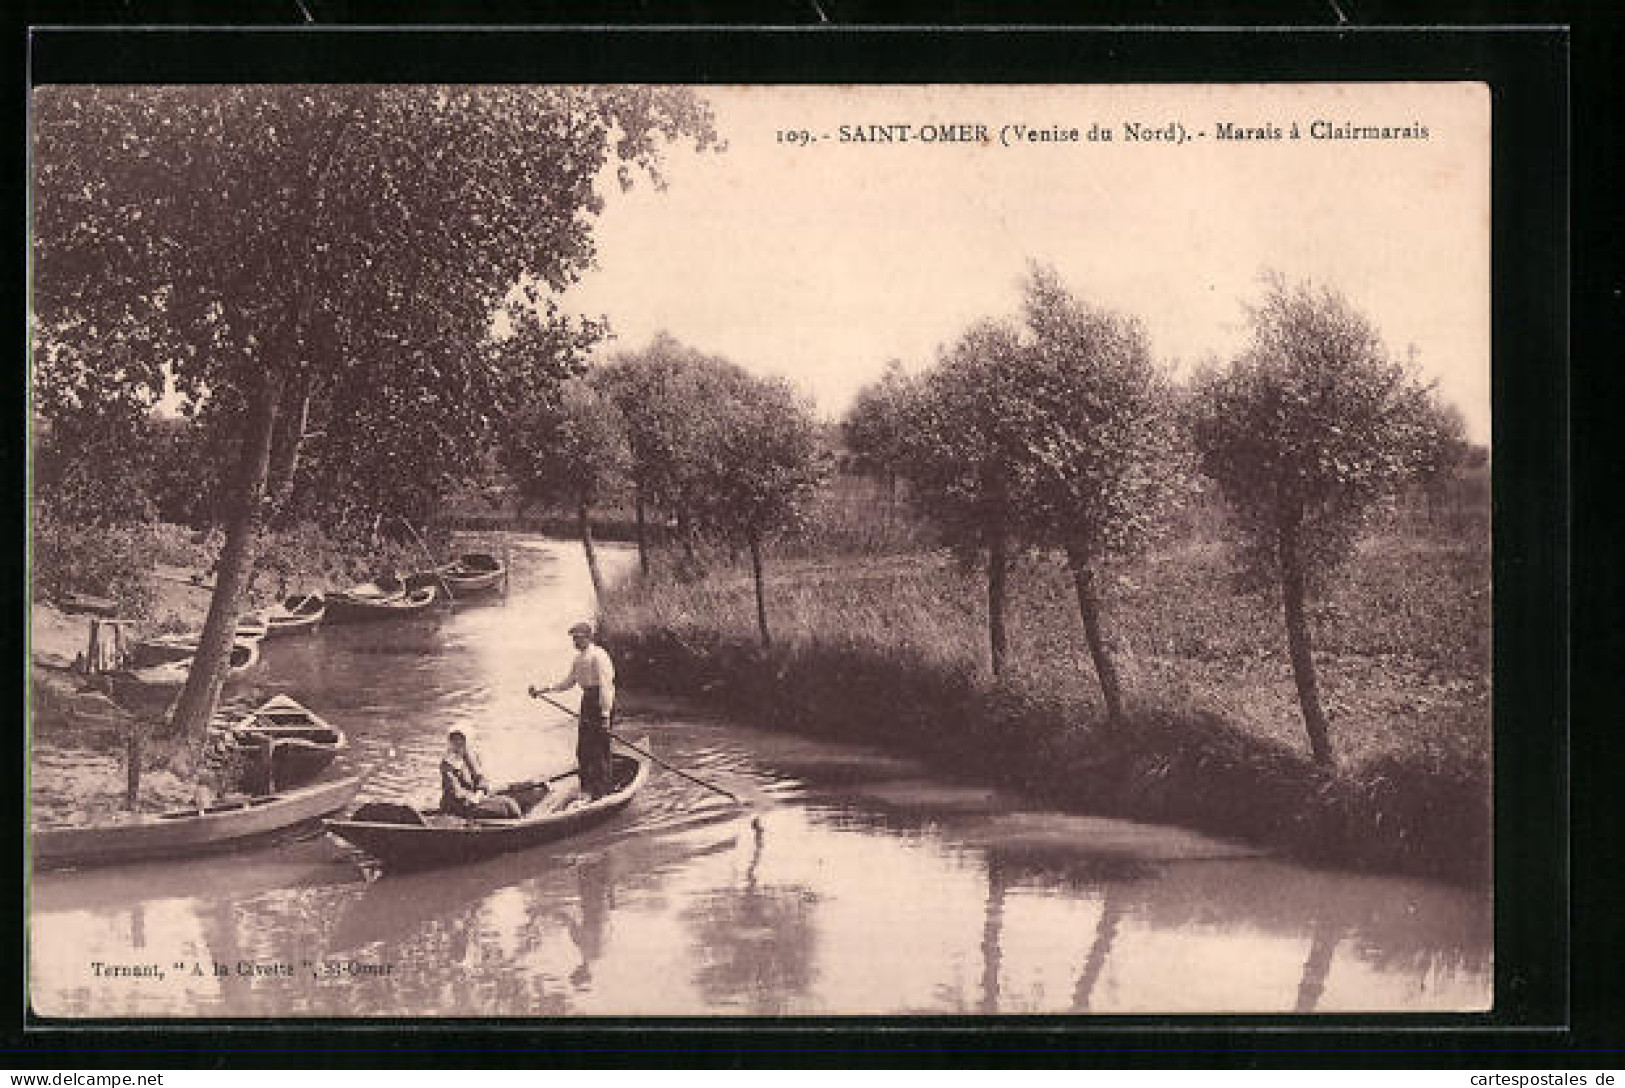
[602, 527, 1491, 883]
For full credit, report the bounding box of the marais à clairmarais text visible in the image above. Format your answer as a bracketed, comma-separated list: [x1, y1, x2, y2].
[773, 118, 1430, 147]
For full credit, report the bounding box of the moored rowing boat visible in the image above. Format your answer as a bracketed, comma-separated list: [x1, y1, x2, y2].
[130, 615, 268, 667]
[224, 693, 348, 789]
[265, 593, 325, 637]
[119, 638, 261, 686]
[233, 614, 270, 642]
[34, 775, 364, 870]
[325, 583, 436, 624]
[406, 553, 506, 596]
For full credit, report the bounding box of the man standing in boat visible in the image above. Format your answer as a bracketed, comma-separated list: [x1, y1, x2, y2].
[530, 621, 616, 798]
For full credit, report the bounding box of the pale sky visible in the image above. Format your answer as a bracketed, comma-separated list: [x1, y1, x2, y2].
[566, 83, 1491, 444]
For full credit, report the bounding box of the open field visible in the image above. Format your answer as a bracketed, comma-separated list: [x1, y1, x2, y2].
[603, 518, 1491, 882]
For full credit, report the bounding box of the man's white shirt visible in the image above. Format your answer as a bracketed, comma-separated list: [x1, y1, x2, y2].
[555, 644, 616, 714]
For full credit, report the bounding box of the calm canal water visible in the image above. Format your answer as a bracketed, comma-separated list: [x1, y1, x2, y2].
[30, 537, 1491, 1017]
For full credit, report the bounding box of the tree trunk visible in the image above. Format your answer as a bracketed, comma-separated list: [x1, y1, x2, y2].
[1279, 523, 1335, 766]
[748, 533, 770, 648]
[674, 510, 695, 561]
[264, 380, 313, 526]
[578, 499, 605, 613]
[124, 720, 143, 810]
[171, 372, 284, 740]
[986, 529, 1009, 678]
[634, 491, 650, 577]
[1067, 548, 1126, 726]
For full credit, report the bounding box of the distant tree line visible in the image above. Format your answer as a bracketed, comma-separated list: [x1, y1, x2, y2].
[839, 265, 1470, 767]
[497, 331, 826, 648]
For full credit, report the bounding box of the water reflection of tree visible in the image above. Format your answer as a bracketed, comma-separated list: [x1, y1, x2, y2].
[1121, 858, 1490, 983]
[871, 770, 1489, 989]
[976, 849, 1149, 1015]
[1294, 915, 1341, 1013]
[983, 849, 1478, 1012]
[193, 896, 256, 1012]
[978, 854, 1006, 1013]
[1071, 888, 1124, 1013]
[130, 903, 147, 950]
[683, 817, 820, 1014]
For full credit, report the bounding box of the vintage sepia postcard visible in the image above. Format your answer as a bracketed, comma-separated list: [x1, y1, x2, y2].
[28, 80, 1495, 1020]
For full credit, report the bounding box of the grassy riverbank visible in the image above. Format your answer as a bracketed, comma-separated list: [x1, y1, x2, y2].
[603, 525, 1491, 883]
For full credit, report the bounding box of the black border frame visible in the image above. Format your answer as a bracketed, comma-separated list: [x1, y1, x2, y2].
[6, 17, 1581, 1067]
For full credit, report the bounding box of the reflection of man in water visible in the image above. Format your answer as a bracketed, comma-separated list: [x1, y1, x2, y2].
[563, 854, 614, 989]
[530, 621, 616, 798]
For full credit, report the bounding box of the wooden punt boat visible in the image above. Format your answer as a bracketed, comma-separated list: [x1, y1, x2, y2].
[224, 694, 348, 789]
[120, 638, 261, 686]
[34, 775, 364, 870]
[327, 573, 406, 606]
[407, 553, 506, 597]
[130, 617, 267, 667]
[233, 614, 270, 642]
[194, 615, 266, 643]
[59, 591, 118, 617]
[324, 745, 651, 871]
[265, 593, 325, 637]
[324, 583, 436, 624]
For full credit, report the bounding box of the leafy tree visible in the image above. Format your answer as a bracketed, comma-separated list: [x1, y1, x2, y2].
[32, 410, 158, 527]
[901, 321, 1031, 678]
[596, 331, 709, 574]
[842, 359, 916, 516]
[30, 330, 162, 524]
[598, 333, 792, 575]
[147, 414, 233, 529]
[1011, 265, 1190, 726]
[692, 374, 825, 647]
[1192, 277, 1455, 766]
[499, 373, 631, 610]
[297, 293, 608, 536]
[1411, 398, 1473, 524]
[32, 85, 717, 738]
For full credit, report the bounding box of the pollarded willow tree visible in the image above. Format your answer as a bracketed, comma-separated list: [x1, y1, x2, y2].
[32, 84, 717, 738]
[1011, 265, 1190, 727]
[686, 373, 826, 648]
[498, 366, 632, 612]
[595, 331, 719, 574]
[842, 359, 917, 517]
[901, 320, 1033, 679]
[1192, 277, 1456, 766]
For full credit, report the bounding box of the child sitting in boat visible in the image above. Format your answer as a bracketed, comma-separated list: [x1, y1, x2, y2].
[440, 730, 522, 820]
